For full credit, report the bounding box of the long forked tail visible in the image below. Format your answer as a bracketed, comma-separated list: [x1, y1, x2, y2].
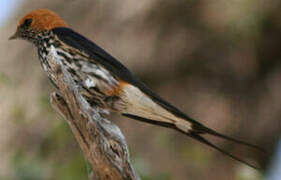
[186, 131, 261, 170]
[191, 123, 265, 153]
[123, 113, 263, 170]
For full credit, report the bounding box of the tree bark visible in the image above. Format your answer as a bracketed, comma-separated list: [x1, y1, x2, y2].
[47, 49, 140, 180]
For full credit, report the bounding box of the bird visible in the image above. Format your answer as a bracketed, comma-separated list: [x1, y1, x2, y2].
[9, 9, 263, 169]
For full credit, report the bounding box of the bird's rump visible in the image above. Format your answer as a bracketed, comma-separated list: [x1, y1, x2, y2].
[119, 83, 192, 130]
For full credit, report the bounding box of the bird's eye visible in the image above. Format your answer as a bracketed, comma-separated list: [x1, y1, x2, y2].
[22, 18, 32, 28]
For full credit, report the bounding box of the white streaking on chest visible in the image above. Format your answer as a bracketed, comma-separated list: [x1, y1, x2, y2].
[46, 45, 118, 89]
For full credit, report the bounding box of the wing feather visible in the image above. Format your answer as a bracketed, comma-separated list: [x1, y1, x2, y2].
[52, 27, 197, 123]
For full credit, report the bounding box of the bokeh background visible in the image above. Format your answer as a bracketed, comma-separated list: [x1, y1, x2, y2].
[1, 0, 281, 179]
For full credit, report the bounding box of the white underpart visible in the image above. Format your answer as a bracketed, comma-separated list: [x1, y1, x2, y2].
[44, 45, 62, 82]
[49, 45, 59, 62]
[121, 84, 192, 132]
[84, 78, 96, 88]
[41, 60, 48, 72]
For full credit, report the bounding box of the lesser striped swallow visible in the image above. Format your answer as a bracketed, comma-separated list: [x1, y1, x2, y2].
[9, 9, 263, 169]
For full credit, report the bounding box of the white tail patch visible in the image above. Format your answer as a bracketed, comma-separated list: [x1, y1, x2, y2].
[120, 84, 192, 131]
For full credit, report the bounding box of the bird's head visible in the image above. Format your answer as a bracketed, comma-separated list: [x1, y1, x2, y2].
[9, 9, 67, 43]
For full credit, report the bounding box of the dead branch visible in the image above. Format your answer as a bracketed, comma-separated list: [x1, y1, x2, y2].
[46, 48, 140, 180]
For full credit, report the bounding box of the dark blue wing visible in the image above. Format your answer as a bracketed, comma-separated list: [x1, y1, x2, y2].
[52, 27, 196, 122]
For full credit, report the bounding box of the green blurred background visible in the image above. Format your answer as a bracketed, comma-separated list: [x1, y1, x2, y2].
[0, 0, 280, 179]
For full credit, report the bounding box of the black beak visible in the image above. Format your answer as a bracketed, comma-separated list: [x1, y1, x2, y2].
[9, 31, 19, 40]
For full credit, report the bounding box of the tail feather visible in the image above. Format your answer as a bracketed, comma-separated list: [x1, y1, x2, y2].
[191, 123, 265, 153]
[123, 113, 175, 128]
[122, 113, 263, 170]
[186, 131, 261, 170]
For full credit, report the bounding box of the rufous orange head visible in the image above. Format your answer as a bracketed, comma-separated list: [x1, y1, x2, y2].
[9, 9, 67, 42]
